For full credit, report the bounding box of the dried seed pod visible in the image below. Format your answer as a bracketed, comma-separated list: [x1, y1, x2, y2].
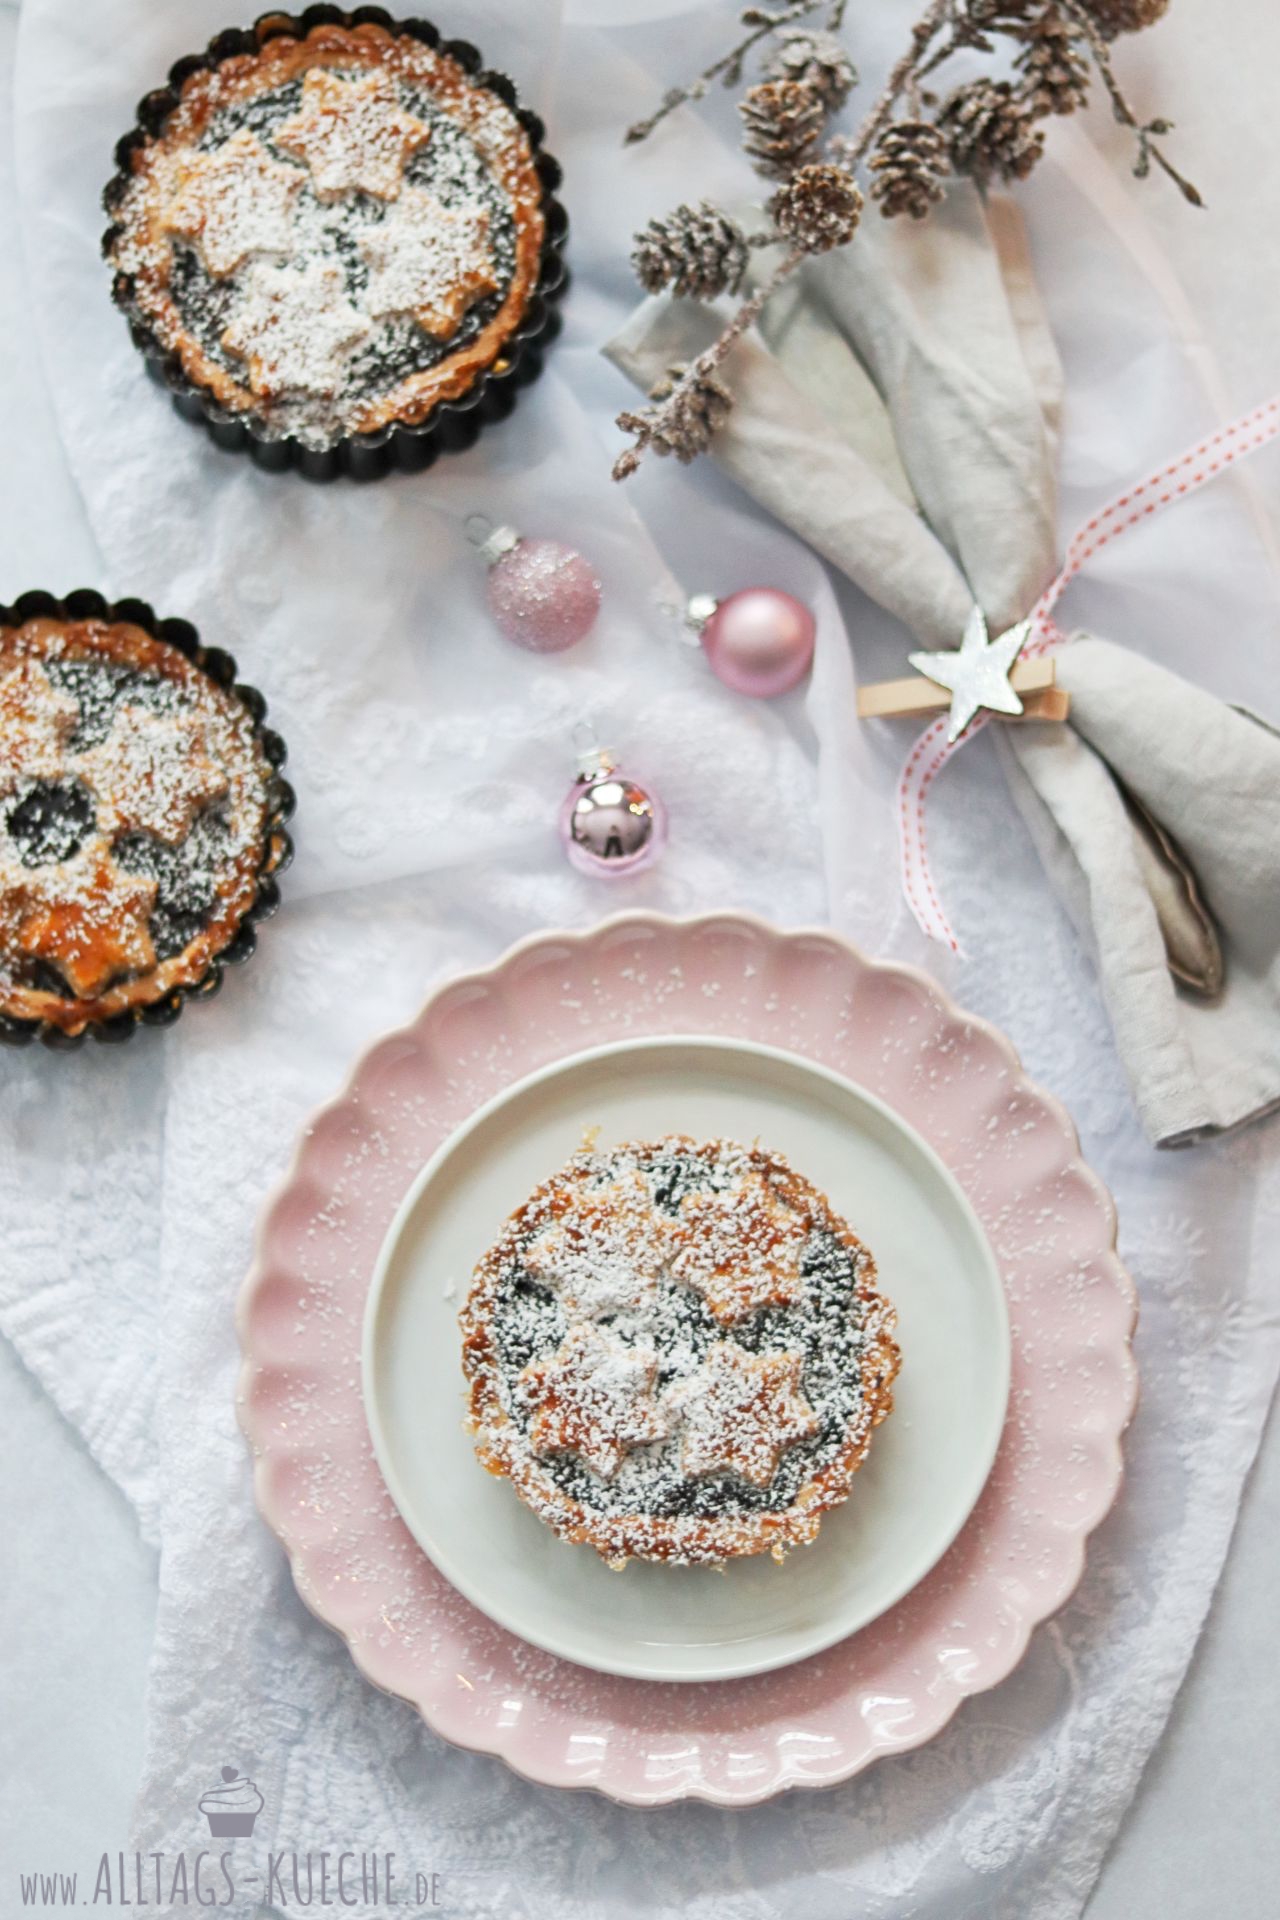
[762, 28, 857, 113]
[771, 162, 864, 252]
[739, 79, 824, 180]
[867, 118, 951, 219]
[939, 78, 1046, 188]
[631, 203, 750, 301]
[1015, 13, 1091, 115]
[613, 359, 734, 478]
[1075, 0, 1170, 36]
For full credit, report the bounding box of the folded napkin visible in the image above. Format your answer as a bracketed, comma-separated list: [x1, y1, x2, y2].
[1004, 642, 1280, 1143]
[606, 187, 1280, 1145]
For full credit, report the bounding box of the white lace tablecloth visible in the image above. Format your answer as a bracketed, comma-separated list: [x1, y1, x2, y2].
[2, 2, 1279, 1916]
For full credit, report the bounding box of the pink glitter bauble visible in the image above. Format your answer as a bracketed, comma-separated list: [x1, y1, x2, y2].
[487, 538, 601, 653]
[700, 587, 815, 698]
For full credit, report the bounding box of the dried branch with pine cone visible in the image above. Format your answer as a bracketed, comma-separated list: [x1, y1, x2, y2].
[615, 0, 1195, 481]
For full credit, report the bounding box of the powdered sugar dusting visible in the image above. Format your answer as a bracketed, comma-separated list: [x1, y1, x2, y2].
[461, 1136, 899, 1566]
[109, 31, 542, 448]
[666, 1341, 818, 1489]
[75, 700, 229, 843]
[161, 128, 304, 276]
[223, 257, 371, 398]
[274, 65, 431, 201]
[519, 1321, 667, 1480]
[356, 187, 496, 338]
[522, 1165, 677, 1318]
[0, 617, 272, 1023]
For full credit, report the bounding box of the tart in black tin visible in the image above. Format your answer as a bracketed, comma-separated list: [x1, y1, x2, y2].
[0, 590, 293, 1048]
[102, 8, 568, 481]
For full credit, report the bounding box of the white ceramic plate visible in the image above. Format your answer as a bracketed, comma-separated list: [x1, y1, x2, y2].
[362, 1035, 1010, 1684]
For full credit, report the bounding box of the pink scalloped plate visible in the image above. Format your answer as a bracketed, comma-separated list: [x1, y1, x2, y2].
[238, 913, 1137, 1808]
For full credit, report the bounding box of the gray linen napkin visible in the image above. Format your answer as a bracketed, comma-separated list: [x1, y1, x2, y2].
[605, 188, 1280, 1145]
[1003, 644, 1280, 1143]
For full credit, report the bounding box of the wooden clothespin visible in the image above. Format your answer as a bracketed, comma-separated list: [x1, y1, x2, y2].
[857, 657, 1070, 724]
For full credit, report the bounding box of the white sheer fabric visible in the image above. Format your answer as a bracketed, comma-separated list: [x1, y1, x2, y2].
[2, 3, 1277, 1916]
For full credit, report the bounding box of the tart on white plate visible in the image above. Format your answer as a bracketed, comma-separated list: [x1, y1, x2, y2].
[460, 1135, 900, 1567]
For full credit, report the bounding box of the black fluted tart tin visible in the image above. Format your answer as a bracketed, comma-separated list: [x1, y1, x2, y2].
[0, 589, 294, 1050]
[101, 7, 569, 482]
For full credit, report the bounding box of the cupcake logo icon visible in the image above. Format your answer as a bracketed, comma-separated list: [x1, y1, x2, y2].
[199, 1766, 264, 1840]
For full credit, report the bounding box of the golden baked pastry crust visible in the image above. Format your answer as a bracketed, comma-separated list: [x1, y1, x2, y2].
[460, 1137, 900, 1568]
[106, 22, 549, 446]
[0, 611, 287, 1038]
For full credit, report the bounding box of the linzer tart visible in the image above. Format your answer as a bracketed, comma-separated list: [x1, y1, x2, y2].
[0, 590, 292, 1049]
[102, 9, 567, 480]
[460, 1137, 900, 1568]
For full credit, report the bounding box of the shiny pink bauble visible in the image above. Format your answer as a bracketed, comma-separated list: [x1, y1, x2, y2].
[559, 766, 667, 876]
[700, 587, 815, 698]
[487, 538, 601, 653]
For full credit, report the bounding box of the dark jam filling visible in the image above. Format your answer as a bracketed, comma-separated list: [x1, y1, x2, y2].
[6, 779, 96, 866]
[7, 656, 244, 995]
[168, 76, 520, 412]
[114, 811, 235, 963]
[46, 655, 176, 751]
[491, 1150, 870, 1523]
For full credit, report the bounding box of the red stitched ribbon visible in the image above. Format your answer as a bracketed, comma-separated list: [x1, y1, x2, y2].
[895, 396, 1280, 951]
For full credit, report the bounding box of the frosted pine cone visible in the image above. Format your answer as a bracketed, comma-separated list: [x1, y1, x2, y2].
[867, 119, 950, 220]
[647, 361, 733, 442]
[762, 28, 857, 113]
[613, 360, 734, 478]
[939, 79, 1045, 188]
[965, 0, 1042, 30]
[631, 203, 750, 300]
[739, 79, 824, 180]
[1076, 0, 1169, 34]
[771, 163, 863, 253]
[1015, 14, 1090, 115]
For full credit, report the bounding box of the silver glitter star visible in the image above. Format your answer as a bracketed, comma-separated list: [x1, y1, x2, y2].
[909, 607, 1030, 742]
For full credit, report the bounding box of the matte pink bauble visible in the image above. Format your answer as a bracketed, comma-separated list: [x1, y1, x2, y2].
[697, 587, 815, 697]
[486, 537, 601, 653]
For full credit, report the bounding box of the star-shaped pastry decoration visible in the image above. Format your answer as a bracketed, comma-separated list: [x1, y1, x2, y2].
[666, 1342, 817, 1489]
[356, 188, 497, 340]
[519, 1323, 667, 1480]
[524, 1169, 679, 1319]
[8, 837, 158, 997]
[222, 259, 371, 399]
[275, 67, 432, 202]
[75, 704, 229, 846]
[159, 129, 305, 278]
[669, 1171, 809, 1323]
[908, 607, 1031, 743]
[0, 659, 79, 792]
